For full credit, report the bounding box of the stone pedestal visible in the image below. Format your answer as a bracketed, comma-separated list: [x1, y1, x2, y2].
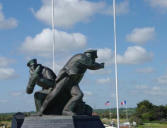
[21, 115, 105, 128]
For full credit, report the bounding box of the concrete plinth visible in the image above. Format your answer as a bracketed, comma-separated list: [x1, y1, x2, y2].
[21, 115, 105, 128]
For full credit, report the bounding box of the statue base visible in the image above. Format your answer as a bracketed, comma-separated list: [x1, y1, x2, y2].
[21, 115, 105, 128]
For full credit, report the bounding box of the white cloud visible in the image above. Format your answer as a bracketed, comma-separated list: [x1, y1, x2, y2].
[83, 91, 93, 96]
[0, 99, 8, 103]
[21, 28, 87, 57]
[126, 27, 155, 45]
[146, 0, 167, 9]
[117, 46, 153, 64]
[136, 85, 148, 90]
[11, 91, 23, 97]
[44, 60, 65, 74]
[104, 0, 129, 15]
[97, 46, 153, 65]
[0, 3, 18, 29]
[96, 77, 112, 84]
[136, 85, 167, 96]
[33, 0, 104, 28]
[136, 67, 155, 74]
[97, 48, 113, 66]
[54, 63, 63, 74]
[88, 68, 112, 75]
[0, 68, 17, 80]
[0, 56, 13, 67]
[145, 87, 167, 96]
[0, 56, 17, 80]
[157, 74, 167, 85]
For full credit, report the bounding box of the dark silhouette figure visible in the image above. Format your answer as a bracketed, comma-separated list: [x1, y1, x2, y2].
[26, 59, 56, 112]
[39, 50, 105, 116]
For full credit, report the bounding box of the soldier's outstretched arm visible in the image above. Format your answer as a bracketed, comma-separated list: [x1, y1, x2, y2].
[80, 55, 105, 70]
[87, 62, 105, 70]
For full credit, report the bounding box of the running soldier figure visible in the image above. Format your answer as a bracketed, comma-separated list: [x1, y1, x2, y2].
[39, 50, 105, 116]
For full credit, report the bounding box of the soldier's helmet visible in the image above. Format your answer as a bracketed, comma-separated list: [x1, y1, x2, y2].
[84, 49, 98, 58]
[27, 59, 37, 67]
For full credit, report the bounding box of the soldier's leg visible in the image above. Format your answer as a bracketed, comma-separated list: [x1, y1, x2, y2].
[39, 77, 70, 114]
[63, 85, 83, 115]
[34, 92, 41, 112]
[34, 92, 47, 112]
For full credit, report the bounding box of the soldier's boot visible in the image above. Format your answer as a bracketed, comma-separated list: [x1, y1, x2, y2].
[62, 99, 77, 116]
[62, 110, 76, 116]
[62, 97, 79, 116]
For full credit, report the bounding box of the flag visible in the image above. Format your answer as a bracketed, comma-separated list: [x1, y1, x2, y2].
[105, 101, 110, 106]
[124, 100, 126, 105]
[121, 100, 127, 106]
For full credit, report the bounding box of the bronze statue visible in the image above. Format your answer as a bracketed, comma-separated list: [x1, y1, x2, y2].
[38, 50, 105, 116]
[26, 59, 56, 112]
[26, 50, 104, 116]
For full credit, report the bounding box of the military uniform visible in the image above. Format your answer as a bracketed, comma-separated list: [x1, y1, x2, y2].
[26, 59, 56, 112]
[40, 50, 104, 115]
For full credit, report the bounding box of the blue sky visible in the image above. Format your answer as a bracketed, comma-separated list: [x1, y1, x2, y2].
[0, 0, 167, 113]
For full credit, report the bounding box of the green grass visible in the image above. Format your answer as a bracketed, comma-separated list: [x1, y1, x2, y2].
[101, 118, 167, 128]
[101, 118, 128, 125]
[138, 123, 167, 128]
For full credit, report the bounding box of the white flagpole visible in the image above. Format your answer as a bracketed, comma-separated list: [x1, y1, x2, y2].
[109, 103, 111, 124]
[113, 0, 120, 127]
[125, 103, 129, 122]
[109, 106, 112, 125]
[52, 0, 55, 72]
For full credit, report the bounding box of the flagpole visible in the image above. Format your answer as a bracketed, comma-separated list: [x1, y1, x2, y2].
[109, 105, 112, 125]
[125, 103, 129, 123]
[52, 0, 55, 72]
[109, 104, 111, 124]
[113, 0, 120, 128]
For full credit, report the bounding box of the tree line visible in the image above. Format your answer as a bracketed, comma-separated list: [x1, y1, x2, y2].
[130, 100, 167, 124]
[94, 100, 167, 125]
[0, 100, 166, 125]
